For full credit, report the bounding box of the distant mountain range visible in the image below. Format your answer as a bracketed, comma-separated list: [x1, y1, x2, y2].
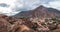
[14, 5, 60, 18]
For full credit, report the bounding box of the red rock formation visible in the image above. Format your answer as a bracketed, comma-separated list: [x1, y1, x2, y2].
[0, 14, 36, 32]
[57, 24, 60, 30]
[0, 14, 59, 32]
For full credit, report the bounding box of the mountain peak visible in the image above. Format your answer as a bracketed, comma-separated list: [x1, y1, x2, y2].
[14, 5, 60, 18]
[39, 5, 45, 7]
[35, 5, 45, 10]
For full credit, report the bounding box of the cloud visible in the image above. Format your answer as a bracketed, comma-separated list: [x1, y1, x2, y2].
[48, 0, 60, 10]
[0, 3, 9, 7]
[15, 0, 41, 11]
[15, 0, 60, 11]
[0, 0, 20, 16]
[0, 0, 60, 16]
[42, 0, 60, 10]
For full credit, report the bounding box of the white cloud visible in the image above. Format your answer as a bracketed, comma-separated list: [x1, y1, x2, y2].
[0, 0, 21, 16]
[49, 1, 60, 10]
[42, 0, 60, 10]
[15, 0, 60, 10]
[15, 0, 41, 10]
[0, 0, 60, 16]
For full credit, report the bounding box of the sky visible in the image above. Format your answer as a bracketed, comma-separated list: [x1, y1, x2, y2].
[0, 0, 60, 16]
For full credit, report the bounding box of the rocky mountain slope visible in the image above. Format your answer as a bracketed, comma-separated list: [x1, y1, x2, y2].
[0, 5, 60, 32]
[14, 5, 60, 18]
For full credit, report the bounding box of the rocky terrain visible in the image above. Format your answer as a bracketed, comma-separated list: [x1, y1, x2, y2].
[0, 14, 60, 32]
[0, 5, 60, 32]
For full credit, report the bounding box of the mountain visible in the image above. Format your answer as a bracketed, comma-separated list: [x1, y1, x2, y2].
[14, 5, 60, 18]
[0, 8, 60, 32]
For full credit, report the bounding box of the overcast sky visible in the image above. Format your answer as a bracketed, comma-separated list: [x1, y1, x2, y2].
[0, 0, 60, 16]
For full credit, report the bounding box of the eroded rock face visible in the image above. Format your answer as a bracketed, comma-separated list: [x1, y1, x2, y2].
[0, 17, 11, 32]
[0, 14, 20, 32]
[57, 24, 60, 30]
[0, 14, 60, 32]
[0, 14, 35, 32]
